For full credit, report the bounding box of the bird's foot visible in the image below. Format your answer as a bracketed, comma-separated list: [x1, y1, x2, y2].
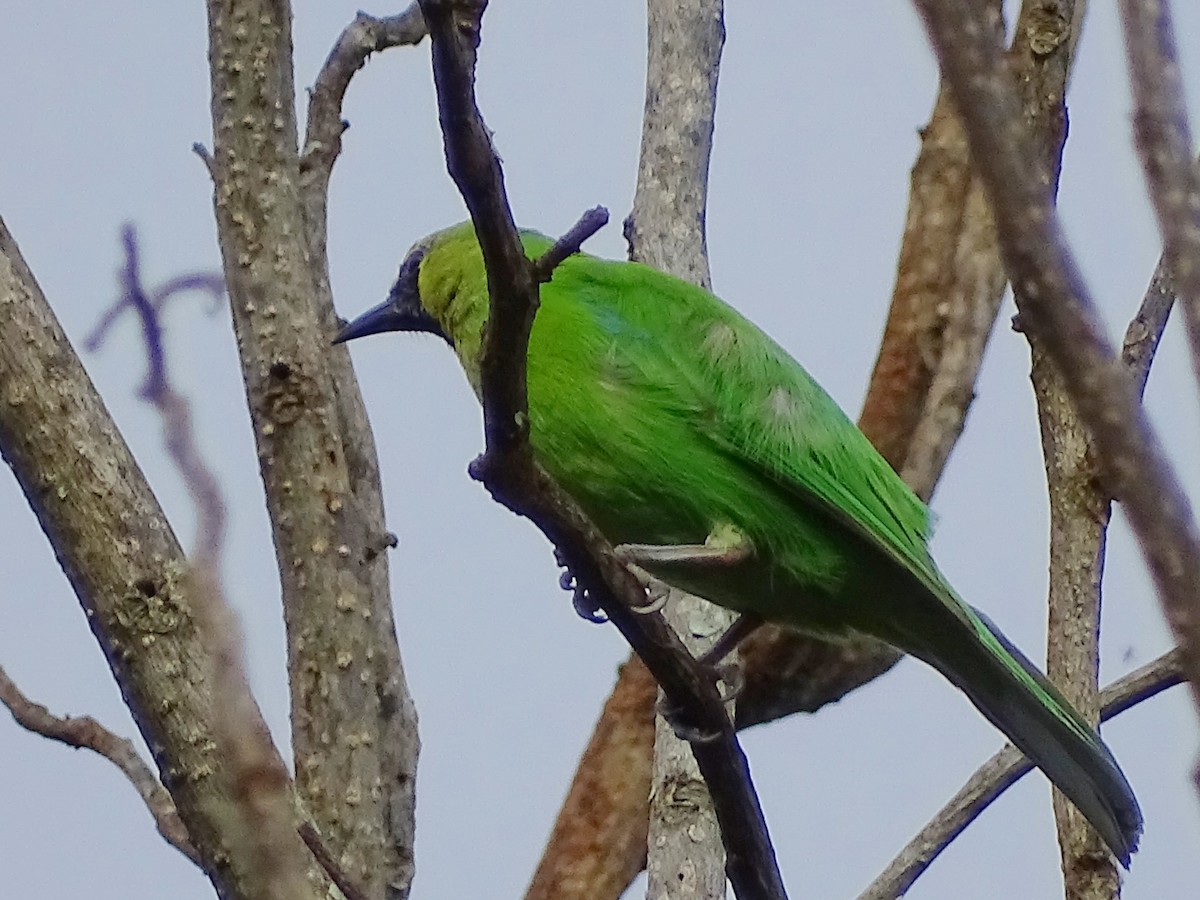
[688, 615, 763, 708]
[628, 569, 670, 614]
[555, 551, 608, 623]
[697, 613, 764, 669]
[712, 660, 745, 705]
[655, 694, 725, 744]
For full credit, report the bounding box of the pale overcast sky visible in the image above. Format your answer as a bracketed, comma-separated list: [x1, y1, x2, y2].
[2, 3, 1199, 899]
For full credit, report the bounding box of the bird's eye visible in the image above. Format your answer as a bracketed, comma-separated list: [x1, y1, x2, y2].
[398, 247, 426, 283]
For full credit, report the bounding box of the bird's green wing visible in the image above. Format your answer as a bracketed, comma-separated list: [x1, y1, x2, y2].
[576, 253, 944, 594]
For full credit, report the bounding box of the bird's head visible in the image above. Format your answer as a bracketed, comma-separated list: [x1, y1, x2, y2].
[333, 221, 495, 354]
[335, 222, 564, 392]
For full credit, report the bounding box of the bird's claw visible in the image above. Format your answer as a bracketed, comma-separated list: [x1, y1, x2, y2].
[558, 565, 608, 623]
[629, 579, 669, 614]
[655, 695, 724, 744]
[573, 588, 608, 623]
[714, 661, 744, 705]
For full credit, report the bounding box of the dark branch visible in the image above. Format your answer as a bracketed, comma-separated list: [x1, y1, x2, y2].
[419, 0, 533, 459]
[532, 207, 611, 283]
[298, 823, 370, 900]
[416, 2, 787, 897]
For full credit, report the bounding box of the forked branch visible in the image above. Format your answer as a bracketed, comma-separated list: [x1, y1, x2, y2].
[860, 649, 1183, 899]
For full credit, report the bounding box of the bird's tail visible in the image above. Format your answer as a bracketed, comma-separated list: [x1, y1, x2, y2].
[888, 597, 1142, 866]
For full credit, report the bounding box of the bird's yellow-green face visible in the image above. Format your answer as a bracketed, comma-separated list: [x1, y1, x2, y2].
[333, 223, 489, 365]
[334, 223, 507, 394]
[412, 224, 491, 364]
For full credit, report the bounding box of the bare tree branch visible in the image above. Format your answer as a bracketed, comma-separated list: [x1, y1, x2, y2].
[620, 2, 734, 897]
[914, 0, 1200, 747]
[0, 213, 307, 899]
[985, 2, 1123, 893]
[0, 663, 199, 866]
[415, 2, 787, 898]
[1122, 261, 1176, 397]
[1119, 0, 1200, 394]
[299, 10, 428, 898]
[205, 1, 419, 894]
[858, 649, 1183, 900]
[1033, 346, 1119, 900]
[302, 4, 428, 185]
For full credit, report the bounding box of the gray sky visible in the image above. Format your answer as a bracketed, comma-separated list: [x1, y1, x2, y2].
[2, 2, 1199, 898]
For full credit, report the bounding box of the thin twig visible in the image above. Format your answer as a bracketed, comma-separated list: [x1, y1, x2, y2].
[1122, 259, 1176, 397]
[531, 207, 610, 283]
[298, 822, 371, 900]
[96, 227, 312, 900]
[1119, 0, 1200, 394]
[914, 0, 1200, 743]
[192, 142, 216, 179]
[416, 2, 786, 897]
[302, 3, 427, 178]
[858, 649, 1183, 900]
[0, 664, 199, 865]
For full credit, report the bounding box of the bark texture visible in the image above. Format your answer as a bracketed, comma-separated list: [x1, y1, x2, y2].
[205, 1, 417, 895]
[0, 216, 312, 900]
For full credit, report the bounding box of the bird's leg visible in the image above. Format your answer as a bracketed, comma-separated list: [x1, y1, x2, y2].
[617, 524, 758, 696]
[614, 522, 753, 569]
[654, 616, 763, 741]
[674, 613, 764, 716]
[698, 612, 764, 669]
[615, 523, 751, 615]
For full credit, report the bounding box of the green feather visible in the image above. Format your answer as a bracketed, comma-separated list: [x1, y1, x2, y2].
[341, 222, 1143, 864]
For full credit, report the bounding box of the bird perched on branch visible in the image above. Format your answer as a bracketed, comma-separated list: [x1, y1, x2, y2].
[335, 221, 1142, 864]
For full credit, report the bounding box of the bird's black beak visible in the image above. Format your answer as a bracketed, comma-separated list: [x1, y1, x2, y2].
[332, 298, 416, 344]
[333, 247, 448, 344]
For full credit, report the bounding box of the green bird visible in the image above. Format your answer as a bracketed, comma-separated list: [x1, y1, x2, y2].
[336, 222, 1142, 864]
